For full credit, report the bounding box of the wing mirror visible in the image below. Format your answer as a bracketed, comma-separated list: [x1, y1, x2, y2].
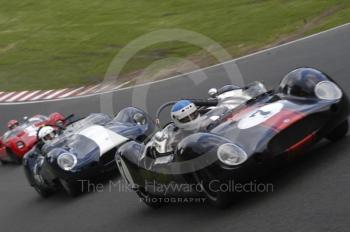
[133, 113, 146, 125]
[208, 88, 218, 97]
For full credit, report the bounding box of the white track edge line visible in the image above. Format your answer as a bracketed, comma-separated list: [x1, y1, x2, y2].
[1, 22, 349, 105]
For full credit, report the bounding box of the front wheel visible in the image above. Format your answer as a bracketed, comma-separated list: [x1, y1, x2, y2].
[6, 148, 22, 164]
[33, 183, 54, 198]
[326, 120, 349, 142]
[59, 179, 81, 197]
[193, 171, 232, 209]
[136, 187, 166, 209]
[31, 172, 54, 198]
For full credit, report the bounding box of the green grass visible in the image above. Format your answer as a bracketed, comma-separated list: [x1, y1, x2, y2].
[0, 0, 350, 91]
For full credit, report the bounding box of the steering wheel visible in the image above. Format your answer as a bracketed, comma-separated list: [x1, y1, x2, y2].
[155, 101, 177, 128]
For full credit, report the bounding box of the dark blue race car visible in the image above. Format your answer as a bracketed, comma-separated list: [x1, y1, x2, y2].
[23, 111, 154, 197]
[115, 68, 350, 208]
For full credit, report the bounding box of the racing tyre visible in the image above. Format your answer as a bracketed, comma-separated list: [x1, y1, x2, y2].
[59, 179, 81, 197]
[33, 183, 54, 198]
[136, 187, 166, 209]
[326, 120, 349, 142]
[193, 171, 232, 209]
[6, 148, 22, 164]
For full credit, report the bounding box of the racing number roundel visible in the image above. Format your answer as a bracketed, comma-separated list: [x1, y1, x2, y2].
[238, 102, 284, 129]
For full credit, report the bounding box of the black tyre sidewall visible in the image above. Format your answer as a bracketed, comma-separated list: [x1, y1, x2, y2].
[59, 179, 81, 197]
[193, 171, 232, 209]
[33, 183, 53, 198]
[6, 148, 22, 164]
[327, 120, 349, 142]
[136, 187, 165, 209]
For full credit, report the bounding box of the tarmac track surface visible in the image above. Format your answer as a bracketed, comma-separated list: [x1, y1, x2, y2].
[0, 24, 350, 232]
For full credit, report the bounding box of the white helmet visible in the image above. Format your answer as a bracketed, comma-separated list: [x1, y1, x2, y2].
[171, 100, 201, 130]
[38, 126, 56, 143]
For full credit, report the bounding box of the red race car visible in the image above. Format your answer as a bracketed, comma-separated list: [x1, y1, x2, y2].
[0, 113, 65, 164]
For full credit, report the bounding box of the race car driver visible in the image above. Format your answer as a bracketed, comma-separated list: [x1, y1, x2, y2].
[153, 100, 204, 154]
[22, 126, 59, 162]
[171, 100, 201, 131]
[35, 126, 58, 151]
[38, 126, 57, 143]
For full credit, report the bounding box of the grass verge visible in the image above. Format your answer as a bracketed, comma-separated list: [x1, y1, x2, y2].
[0, 0, 350, 91]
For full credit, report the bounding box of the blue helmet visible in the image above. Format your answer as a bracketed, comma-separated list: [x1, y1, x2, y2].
[171, 100, 200, 130]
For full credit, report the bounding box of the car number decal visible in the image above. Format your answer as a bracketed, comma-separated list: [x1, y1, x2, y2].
[238, 102, 284, 129]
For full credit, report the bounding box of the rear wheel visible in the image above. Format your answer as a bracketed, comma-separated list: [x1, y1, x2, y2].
[59, 179, 81, 197]
[326, 120, 349, 142]
[136, 187, 166, 209]
[6, 148, 22, 164]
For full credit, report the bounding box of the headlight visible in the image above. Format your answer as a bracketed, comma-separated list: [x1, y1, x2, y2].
[57, 153, 77, 171]
[16, 141, 25, 149]
[217, 143, 248, 166]
[315, 81, 342, 100]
